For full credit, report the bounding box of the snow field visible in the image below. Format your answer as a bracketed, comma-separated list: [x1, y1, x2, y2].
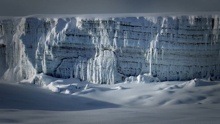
[31, 74, 220, 107]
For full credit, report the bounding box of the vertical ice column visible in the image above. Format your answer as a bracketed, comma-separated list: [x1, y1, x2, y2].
[148, 41, 153, 75]
[148, 34, 159, 76]
[87, 50, 118, 84]
[3, 18, 36, 82]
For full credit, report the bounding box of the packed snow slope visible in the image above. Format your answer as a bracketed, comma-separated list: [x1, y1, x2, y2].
[0, 14, 220, 84]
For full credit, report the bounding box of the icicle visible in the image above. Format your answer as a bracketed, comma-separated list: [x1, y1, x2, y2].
[149, 41, 153, 75]
[161, 45, 164, 60]
[113, 30, 117, 48]
[153, 34, 159, 63]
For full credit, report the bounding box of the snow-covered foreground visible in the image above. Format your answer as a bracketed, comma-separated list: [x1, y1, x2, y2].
[32, 74, 220, 106]
[0, 77, 220, 124]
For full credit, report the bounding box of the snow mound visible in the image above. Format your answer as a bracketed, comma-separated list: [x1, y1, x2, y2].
[125, 74, 160, 83]
[185, 79, 219, 88]
[76, 79, 220, 107]
[47, 82, 60, 92]
[110, 86, 126, 90]
[33, 74, 90, 94]
[156, 79, 220, 106]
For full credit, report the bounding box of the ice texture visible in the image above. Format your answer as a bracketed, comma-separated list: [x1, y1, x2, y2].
[0, 15, 220, 84]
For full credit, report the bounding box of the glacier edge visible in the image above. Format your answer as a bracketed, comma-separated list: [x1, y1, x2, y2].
[0, 14, 220, 84]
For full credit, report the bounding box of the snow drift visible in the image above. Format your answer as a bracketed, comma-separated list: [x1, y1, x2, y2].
[24, 73, 220, 106]
[0, 14, 220, 84]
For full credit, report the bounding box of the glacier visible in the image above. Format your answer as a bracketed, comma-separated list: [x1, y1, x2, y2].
[0, 14, 220, 84]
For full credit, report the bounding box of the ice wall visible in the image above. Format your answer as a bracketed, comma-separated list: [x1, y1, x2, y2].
[0, 15, 220, 84]
[0, 19, 36, 81]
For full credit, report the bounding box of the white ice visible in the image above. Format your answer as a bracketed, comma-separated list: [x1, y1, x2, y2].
[0, 14, 220, 84]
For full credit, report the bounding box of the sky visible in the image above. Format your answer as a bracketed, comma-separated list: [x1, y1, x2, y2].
[0, 0, 220, 16]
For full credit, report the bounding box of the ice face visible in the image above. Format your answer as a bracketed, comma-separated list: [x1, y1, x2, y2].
[0, 15, 220, 84]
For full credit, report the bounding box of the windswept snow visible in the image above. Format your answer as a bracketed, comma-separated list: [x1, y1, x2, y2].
[80, 79, 220, 106]
[28, 74, 220, 107]
[29, 77, 216, 123]
[1, 78, 220, 124]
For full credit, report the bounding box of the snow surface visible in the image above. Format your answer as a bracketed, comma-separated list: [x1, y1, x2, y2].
[0, 78, 220, 124]
[31, 74, 220, 106]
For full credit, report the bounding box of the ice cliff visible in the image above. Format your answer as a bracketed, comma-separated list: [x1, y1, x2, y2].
[0, 14, 220, 84]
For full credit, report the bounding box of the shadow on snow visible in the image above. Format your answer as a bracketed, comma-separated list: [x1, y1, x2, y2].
[0, 83, 119, 111]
